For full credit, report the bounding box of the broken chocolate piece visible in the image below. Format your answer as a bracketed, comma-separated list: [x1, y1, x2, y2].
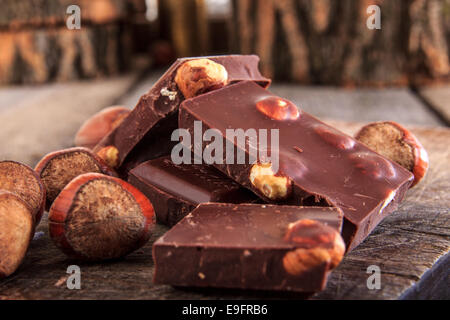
[93, 55, 270, 173]
[128, 156, 258, 226]
[153, 203, 344, 292]
[178, 81, 414, 251]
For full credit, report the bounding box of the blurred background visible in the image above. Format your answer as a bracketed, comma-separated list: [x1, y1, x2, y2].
[1, 0, 449, 86]
[0, 0, 449, 165]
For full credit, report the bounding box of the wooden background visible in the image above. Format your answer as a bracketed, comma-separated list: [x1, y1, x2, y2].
[1, 0, 449, 85]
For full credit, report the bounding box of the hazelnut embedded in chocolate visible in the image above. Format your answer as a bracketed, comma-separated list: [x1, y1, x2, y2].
[355, 121, 429, 187]
[175, 58, 228, 99]
[249, 163, 292, 201]
[256, 96, 300, 121]
[283, 219, 345, 272]
[96, 145, 120, 168]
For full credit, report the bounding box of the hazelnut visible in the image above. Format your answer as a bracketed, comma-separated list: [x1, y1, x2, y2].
[96, 145, 120, 168]
[75, 106, 130, 149]
[0, 160, 45, 224]
[349, 152, 396, 180]
[282, 219, 346, 276]
[0, 191, 34, 278]
[283, 247, 331, 276]
[249, 163, 292, 200]
[256, 96, 300, 121]
[49, 173, 155, 261]
[175, 58, 228, 98]
[35, 147, 115, 210]
[355, 121, 428, 187]
[314, 124, 355, 150]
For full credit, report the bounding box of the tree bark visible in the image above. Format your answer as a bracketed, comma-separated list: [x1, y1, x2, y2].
[0, 25, 130, 84]
[231, 0, 450, 86]
[0, 0, 128, 29]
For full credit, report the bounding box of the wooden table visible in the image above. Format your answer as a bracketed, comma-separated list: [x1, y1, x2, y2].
[0, 71, 448, 299]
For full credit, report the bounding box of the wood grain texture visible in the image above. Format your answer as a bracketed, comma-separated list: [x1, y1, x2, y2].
[0, 73, 139, 167]
[0, 0, 128, 29]
[230, 0, 450, 86]
[0, 24, 131, 84]
[418, 85, 450, 126]
[0, 124, 448, 300]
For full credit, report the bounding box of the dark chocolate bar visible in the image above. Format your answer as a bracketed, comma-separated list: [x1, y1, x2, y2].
[178, 81, 414, 251]
[153, 203, 345, 292]
[93, 55, 270, 173]
[128, 156, 258, 226]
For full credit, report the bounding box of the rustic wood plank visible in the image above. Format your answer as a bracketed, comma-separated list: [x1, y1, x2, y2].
[418, 85, 450, 125]
[271, 85, 445, 127]
[0, 73, 140, 167]
[0, 123, 448, 300]
[116, 72, 445, 127]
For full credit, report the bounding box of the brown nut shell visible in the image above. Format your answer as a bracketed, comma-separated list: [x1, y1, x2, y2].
[0, 191, 34, 278]
[0, 160, 45, 224]
[355, 121, 428, 187]
[49, 173, 155, 261]
[35, 147, 115, 210]
[282, 219, 346, 276]
[75, 106, 130, 149]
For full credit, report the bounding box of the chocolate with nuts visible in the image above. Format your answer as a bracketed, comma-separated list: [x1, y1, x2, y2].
[179, 81, 414, 251]
[128, 156, 258, 226]
[153, 203, 344, 292]
[93, 55, 271, 173]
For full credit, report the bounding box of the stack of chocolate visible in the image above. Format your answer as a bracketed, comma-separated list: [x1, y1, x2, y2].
[92, 55, 415, 293]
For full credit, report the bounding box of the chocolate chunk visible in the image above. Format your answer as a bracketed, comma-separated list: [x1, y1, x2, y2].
[153, 203, 344, 292]
[128, 157, 258, 226]
[93, 55, 270, 173]
[178, 81, 414, 251]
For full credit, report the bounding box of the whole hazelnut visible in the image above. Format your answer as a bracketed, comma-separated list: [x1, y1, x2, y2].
[175, 58, 228, 99]
[35, 147, 115, 210]
[0, 160, 45, 224]
[75, 106, 130, 149]
[49, 173, 155, 261]
[355, 121, 428, 187]
[0, 190, 34, 278]
[249, 163, 292, 201]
